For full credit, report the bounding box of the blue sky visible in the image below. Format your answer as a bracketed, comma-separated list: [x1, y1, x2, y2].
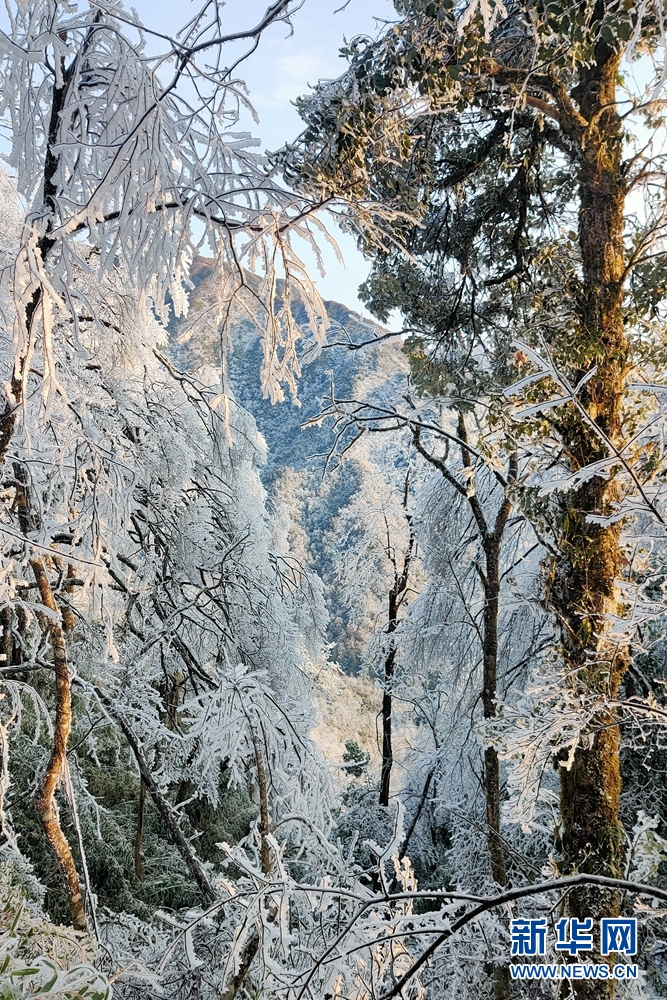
[132, 0, 399, 323]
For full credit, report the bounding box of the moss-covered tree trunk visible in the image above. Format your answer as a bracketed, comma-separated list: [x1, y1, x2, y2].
[551, 44, 628, 999]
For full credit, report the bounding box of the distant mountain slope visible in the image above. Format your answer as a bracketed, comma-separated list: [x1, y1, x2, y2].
[169, 258, 409, 672]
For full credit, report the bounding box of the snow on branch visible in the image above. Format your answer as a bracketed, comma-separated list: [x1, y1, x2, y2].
[0, 0, 328, 407]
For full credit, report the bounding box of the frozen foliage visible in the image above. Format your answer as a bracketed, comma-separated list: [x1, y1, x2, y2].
[3, 2, 667, 999]
[0, 859, 109, 1000]
[0, 160, 340, 993]
[0, 0, 330, 406]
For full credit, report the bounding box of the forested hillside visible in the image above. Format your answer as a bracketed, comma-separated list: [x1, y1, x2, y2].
[172, 256, 413, 672]
[1, 3, 667, 1000]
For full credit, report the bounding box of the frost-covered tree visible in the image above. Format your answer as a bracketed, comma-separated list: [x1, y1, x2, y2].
[0, 0, 335, 956]
[0, 164, 332, 937]
[314, 383, 557, 998]
[0, 0, 328, 410]
[280, 0, 667, 994]
[325, 436, 418, 806]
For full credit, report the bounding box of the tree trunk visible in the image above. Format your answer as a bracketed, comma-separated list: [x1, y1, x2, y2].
[460, 424, 515, 1000]
[550, 44, 628, 999]
[219, 729, 272, 1000]
[135, 779, 145, 881]
[399, 768, 433, 860]
[251, 729, 271, 877]
[8, 425, 86, 931]
[379, 474, 414, 808]
[482, 537, 509, 1000]
[31, 557, 87, 932]
[0, 55, 87, 928]
[1, 606, 13, 669]
[458, 421, 513, 894]
[481, 538, 507, 893]
[104, 700, 217, 902]
[60, 563, 77, 633]
[415, 422, 513, 997]
[379, 593, 398, 808]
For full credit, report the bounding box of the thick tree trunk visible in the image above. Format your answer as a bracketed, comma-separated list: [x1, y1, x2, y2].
[220, 937, 261, 1000]
[31, 557, 87, 931]
[550, 46, 628, 999]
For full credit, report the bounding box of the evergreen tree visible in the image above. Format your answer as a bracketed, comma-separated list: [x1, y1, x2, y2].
[281, 2, 667, 993]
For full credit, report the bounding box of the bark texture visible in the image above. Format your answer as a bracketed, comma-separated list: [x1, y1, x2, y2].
[31, 557, 87, 931]
[251, 729, 272, 877]
[550, 40, 628, 1000]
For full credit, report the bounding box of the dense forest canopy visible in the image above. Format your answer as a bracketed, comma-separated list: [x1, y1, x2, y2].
[1, 2, 667, 1000]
